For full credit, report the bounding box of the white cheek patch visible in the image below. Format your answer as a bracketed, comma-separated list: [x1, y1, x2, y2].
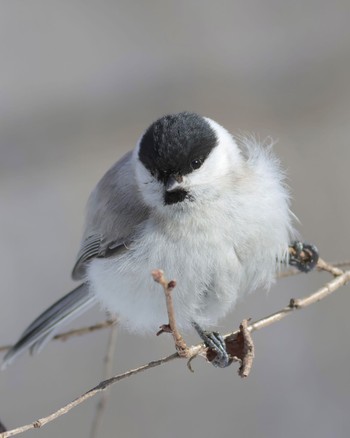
[134, 158, 166, 208]
[205, 117, 243, 165]
[134, 158, 152, 185]
[186, 139, 241, 189]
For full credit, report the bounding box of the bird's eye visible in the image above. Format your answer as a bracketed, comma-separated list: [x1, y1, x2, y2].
[191, 158, 202, 170]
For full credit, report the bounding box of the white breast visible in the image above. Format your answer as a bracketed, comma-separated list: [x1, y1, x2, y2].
[87, 140, 294, 334]
[87, 205, 243, 333]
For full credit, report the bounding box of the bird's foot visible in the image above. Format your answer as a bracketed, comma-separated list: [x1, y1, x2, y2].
[289, 241, 319, 273]
[192, 322, 233, 368]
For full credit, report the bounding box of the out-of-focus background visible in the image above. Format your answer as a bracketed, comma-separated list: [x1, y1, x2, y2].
[1, 2, 350, 437]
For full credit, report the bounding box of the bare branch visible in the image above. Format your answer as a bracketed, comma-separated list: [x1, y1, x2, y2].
[89, 318, 118, 438]
[249, 269, 350, 333]
[0, 353, 182, 438]
[152, 269, 189, 355]
[1, 263, 349, 438]
[278, 259, 350, 279]
[330, 260, 350, 269]
[0, 345, 12, 354]
[316, 258, 344, 277]
[0, 321, 116, 354]
[1, 259, 349, 354]
[54, 320, 116, 342]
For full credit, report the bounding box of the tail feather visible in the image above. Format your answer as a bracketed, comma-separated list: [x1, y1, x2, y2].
[2, 284, 96, 369]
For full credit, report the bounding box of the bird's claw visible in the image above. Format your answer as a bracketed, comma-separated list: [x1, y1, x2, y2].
[289, 241, 319, 273]
[192, 322, 233, 368]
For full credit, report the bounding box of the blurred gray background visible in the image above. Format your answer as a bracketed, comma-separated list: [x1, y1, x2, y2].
[1, 1, 350, 437]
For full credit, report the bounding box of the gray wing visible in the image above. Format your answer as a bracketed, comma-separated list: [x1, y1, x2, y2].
[3, 151, 149, 367]
[72, 151, 149, 280]
[2, 284, 96, 368]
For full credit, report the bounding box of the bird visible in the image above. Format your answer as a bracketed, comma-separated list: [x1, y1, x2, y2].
[3, 111, 317, 369]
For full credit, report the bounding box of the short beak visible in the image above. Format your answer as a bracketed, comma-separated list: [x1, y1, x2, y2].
[165, 174, 183, 192]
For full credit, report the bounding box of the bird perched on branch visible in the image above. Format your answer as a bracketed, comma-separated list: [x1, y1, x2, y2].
[3, 112, 318, 369]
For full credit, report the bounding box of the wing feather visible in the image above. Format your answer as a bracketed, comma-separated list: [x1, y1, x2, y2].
[2, 284, 96, 368]
[71, 151, 149, 280]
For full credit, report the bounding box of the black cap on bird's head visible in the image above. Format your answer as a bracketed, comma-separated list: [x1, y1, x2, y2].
[138, 112, 218, 184]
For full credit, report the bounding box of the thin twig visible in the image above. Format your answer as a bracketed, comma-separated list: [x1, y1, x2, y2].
[249, 270, 350, 332]
[316, 258, 344, 276]
[0, 321, 115, 354]
[278, 259, 350, 279]
[89, 318, 118, 438]
[152, 269, 188, 354]
[54, 320, 116, 342]
[330, 260, 350, 269]
[1, 265, 349, 438]
[1, 260, 349, 354]
[0, 353, 182, 438]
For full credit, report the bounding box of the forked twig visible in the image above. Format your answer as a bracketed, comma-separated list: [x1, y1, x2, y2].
[1, 260, 348, 354]
[1, 261, 350, 438]
[152, 270, 189, 355]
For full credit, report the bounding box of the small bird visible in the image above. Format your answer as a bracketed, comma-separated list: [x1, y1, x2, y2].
[3, 112, 317, 368]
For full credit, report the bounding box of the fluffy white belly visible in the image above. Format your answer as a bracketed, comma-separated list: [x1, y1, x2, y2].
[87, 220, 242, 333]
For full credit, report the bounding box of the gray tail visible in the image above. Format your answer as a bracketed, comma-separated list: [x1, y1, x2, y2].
[2, 283, 96, 369]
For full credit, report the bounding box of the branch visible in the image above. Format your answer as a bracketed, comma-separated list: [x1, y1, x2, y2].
[239, 269, 350, 333]
[53, 320, 116, 342]
[0, 321, 115, 354]
[152, 270, 188, 354]
[89, 318, 118, 438]
[278, 259, 350, 279]
[1, 259, 349, 354]
[1, 262, 349, 438]
[0, 353, 181, 438]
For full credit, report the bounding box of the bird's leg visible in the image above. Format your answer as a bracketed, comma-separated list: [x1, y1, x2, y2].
[289, 241, 319, 273]
[192, 321, 233, 368]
